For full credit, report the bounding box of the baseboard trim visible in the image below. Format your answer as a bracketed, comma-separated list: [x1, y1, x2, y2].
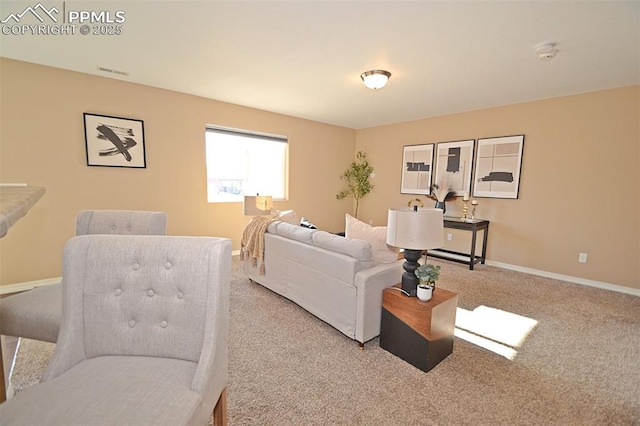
[485, 260, 640, 297]
[0, 277, 61, 296]
[4, 260, 637, 297]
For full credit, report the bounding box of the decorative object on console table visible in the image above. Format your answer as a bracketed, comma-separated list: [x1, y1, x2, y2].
[386, 207, 444, 297]
[427, 173, 455, 214]
[380, 284, 458, 372]
[406, 197, 424, 209]
[461, 192, 470, 220]
[471, 200, 478, 220]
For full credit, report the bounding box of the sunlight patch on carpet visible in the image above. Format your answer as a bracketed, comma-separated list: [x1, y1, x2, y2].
[454, 306, 538, 360]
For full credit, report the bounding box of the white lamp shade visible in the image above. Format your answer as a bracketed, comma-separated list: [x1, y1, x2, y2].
[243, 195, 273, 215]
[386, 207, 444, 250]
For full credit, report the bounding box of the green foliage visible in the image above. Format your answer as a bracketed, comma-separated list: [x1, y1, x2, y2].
[415, 263, 441, 287]
[336, 151, 374, 218]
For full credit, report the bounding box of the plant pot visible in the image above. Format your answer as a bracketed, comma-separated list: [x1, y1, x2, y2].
[416, 285, 433, 301]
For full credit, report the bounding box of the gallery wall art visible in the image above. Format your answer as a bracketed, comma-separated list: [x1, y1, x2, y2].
[400, 144, 434, 195]
[433, 139, 475, 196]
[472, 135, 524, 199]
[84, 113, 146, 168]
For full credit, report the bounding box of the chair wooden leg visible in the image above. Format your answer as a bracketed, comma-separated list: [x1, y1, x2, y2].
[0, 338, 6, 403]
[213, 387, 227, 426]
[0, 335, 21, 403]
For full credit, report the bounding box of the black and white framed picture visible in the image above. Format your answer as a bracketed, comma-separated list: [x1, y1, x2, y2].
[400, 143, 435, 195]
[472, 135, 524, 199]
[84, 113, 146, 168]
[434, 139, 475, 196]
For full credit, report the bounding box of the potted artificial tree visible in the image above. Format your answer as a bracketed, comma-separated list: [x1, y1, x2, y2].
[336, 150, 374, 219]
[414, 263, 441, 301]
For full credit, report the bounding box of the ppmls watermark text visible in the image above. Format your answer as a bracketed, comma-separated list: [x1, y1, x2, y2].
[1, 2, 126, 36]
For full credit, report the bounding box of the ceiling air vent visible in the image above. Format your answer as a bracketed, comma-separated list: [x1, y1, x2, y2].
[97, 66, 130, 76]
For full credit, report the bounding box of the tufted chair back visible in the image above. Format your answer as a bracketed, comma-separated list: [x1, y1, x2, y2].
[43, 234, 231, 375]
[75, 210, 167, 236]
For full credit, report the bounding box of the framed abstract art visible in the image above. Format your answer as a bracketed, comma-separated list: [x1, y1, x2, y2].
[400, 144, 434, 195]
[433, 139, 475, 196]
[84, 113, 146, 168]
[472, 135, 524, 199]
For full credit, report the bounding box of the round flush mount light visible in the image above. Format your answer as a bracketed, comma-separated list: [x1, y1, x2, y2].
[534, 43, 557, 61]
[361, 69, 391, 90]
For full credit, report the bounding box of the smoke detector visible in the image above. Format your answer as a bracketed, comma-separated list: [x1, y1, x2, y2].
[534, 43, 557, 61]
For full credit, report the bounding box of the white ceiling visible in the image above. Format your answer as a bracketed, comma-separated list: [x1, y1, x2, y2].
[1, 1, 638, 129]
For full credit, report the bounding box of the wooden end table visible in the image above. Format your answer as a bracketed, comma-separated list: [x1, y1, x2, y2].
[380, 284, 458, 372]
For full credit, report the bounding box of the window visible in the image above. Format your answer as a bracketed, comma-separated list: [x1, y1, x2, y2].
[205, 126, 288, 203]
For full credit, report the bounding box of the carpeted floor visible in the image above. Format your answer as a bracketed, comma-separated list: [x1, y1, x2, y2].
[10, 257, 640, 425]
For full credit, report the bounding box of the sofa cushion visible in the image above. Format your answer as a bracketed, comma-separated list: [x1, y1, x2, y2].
[312, 231, 374, 265]
[271, 221, 316, 244]
[345, 214, 399, 265]
[266, 221, 280, 234]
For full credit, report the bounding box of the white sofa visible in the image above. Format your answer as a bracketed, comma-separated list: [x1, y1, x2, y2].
[244, 220, 403, 345]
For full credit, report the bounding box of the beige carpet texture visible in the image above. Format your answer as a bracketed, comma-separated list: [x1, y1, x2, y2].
[10, 256, 640, 425]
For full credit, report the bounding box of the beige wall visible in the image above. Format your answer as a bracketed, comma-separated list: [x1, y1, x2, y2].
[356, 86, 640, 290]
[2, 58, 638, 291]
[0, 58, 355, 285]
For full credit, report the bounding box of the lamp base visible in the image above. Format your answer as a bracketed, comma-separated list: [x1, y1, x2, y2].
[401, 249, 422, 296]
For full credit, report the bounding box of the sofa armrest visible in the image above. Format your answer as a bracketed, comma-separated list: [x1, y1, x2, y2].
[353, 260, 404, 343]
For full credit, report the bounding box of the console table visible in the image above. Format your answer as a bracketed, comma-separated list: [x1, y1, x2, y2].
[428, 217, 489, 270]
[380, 284, 458, 372]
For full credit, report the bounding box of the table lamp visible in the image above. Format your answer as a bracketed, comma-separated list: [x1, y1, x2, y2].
[243, 194, 273, 216]
[386, 206, 444, 296]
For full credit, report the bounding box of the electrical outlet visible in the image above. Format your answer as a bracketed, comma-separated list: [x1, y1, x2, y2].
[578, 253, 588, 263]
[447, 233, 453, 241]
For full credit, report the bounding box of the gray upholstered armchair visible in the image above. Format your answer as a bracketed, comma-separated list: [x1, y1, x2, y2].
[0, 210, 167, 398]
[0, 234, 231, 425]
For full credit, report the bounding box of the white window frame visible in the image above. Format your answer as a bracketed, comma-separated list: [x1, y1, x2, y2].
[205, 125, 288, 203]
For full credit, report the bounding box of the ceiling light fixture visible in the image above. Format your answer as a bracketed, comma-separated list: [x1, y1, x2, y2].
[360, 69, 391, 90]
[534, 43, 557, 61]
